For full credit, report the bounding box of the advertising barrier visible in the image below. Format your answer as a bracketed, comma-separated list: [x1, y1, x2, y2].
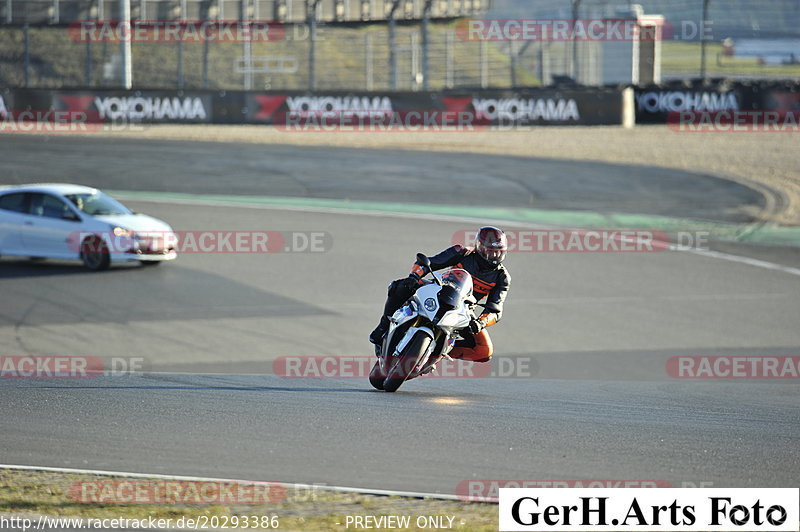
[635, 79, 800, 123]
[5, 82, 795, 127]
[242, 89, 623, 127]
[6, 89, 212, 124]
[2, 87, 626, 127]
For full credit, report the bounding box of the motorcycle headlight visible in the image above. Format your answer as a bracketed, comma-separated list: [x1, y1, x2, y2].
[438, 311, 464, 329]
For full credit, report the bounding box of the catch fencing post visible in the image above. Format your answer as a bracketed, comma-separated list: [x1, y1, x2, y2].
[119, 0, 132, 88]
[420, 0, 432, 90]
[480, 38, 487, 88]
[445, 28, 453, 88]
[201, 0, 210, 88]
[178, 0, 187, 89]
[102, 39, 109, 87]
[202, 39, 210, 88]
[388, 0, 400, 90]
[307, 0, 320, 90]
[241, 0, 252, 90]
[538, 42, 551, 85]
[85, 39, 93, 86]
[365, 32, 373, 90]
[700, 0, 710, 80]
[571, 0, 581, 80]
[23, 23, 30, 87]
[509, 41, 517, 88]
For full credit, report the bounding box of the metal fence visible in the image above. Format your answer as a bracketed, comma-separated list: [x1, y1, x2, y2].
[0, 23, 532, 90]
[0, 0, 489, 24]
[491, 0, 800, 82]
[1, 0, 798, 90]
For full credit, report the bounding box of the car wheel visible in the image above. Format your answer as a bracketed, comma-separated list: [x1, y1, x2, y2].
[139, 260, 161, 267]
[80, 237, 110, 271]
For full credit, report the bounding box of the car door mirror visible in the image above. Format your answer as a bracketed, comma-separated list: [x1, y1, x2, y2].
[62, 211, 81, 222]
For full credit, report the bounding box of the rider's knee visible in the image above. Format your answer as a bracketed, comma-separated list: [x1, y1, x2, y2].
[454, 336, 493, 362]
[473, 343, 493, 361]
[474, 329, 493, 360]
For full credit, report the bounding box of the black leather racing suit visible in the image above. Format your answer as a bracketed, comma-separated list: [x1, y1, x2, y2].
[382, 245, 511, 326]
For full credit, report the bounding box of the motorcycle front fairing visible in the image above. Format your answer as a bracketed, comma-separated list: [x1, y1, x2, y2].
[382, 282, 440, 360]
[382, 270, 475, 368]
[429, 269, 475, 357]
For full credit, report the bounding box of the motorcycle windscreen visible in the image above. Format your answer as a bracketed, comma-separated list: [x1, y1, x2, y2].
[436, 268, 473, 309]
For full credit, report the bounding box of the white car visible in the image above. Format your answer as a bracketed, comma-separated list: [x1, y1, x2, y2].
[0, 183, 177, 270]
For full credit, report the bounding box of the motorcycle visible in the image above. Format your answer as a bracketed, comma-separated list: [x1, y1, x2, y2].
[369, 253, 477, 392]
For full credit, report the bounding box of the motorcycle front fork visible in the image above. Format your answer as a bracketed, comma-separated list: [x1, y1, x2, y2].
[416, 330, 454, 376]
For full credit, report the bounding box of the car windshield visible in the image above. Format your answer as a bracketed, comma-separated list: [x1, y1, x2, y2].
[65, 192, 132, 216]
[436, 268, 473, 299]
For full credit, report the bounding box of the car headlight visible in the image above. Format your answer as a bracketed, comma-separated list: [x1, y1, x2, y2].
[113, 226, 133, 237]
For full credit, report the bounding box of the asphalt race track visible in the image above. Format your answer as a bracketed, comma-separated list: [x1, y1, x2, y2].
[0, 135, 764, 221]
[0, 134, 798, 495]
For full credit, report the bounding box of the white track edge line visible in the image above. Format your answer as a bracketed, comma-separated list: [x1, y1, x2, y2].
[0, 464, 466, 502]
[683, 247, 800, 277]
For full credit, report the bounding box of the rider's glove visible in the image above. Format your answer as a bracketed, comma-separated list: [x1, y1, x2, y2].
[401, 273, 421, 291]
[468, 317, 485, 334]
[410, 263, 428, 280]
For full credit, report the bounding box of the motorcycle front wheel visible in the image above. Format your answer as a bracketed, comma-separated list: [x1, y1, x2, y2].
[382, 333, 432, 393]
[369, 360, 386, 390]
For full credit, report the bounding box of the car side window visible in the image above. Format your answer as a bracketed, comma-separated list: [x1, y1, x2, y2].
[0, 193, 29, 213]
[29, 193, 73, 219]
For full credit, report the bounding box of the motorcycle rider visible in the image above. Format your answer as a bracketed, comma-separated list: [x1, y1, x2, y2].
[369, 226, 510, 363]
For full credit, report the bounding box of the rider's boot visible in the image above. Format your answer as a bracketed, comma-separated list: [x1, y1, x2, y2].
[369, 316, 390, 346]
